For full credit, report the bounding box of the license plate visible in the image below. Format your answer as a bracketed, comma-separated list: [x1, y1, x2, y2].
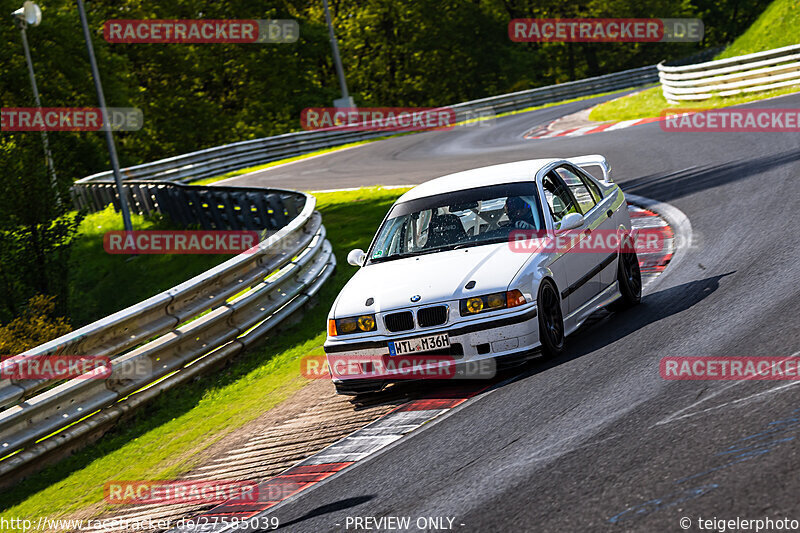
[388, 333, 450, 356]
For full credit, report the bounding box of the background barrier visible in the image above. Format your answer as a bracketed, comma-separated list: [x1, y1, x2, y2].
[659, 44, 800, 102]
[73, 180, 305, 229]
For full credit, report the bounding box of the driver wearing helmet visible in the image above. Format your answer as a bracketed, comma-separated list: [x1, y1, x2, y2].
[504, 196, 537, 230]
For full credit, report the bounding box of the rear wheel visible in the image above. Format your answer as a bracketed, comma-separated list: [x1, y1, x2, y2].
[537, 279, 565, 358]
[610, 235, 642, 311]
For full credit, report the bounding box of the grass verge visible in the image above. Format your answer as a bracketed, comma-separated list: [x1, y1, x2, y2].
[0, 186, 410, 526]
[716, 0, 800, 59]
[67, 207, 231, 328]
[587, 84, 800, 122]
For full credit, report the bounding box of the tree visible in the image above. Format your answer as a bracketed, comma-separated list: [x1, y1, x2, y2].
[0, 134, 82, 322]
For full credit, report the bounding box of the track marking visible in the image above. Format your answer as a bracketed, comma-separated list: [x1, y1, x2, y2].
[624, 193, 692, 294]
[564, 126, 597, 136]
[654, 352, 800, 427]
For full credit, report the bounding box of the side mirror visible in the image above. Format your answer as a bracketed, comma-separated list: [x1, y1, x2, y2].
[556, 212, 584, 232]
[347, 248, 366, 267]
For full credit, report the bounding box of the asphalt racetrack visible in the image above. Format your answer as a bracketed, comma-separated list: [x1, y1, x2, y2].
[225, 92, 800, 532]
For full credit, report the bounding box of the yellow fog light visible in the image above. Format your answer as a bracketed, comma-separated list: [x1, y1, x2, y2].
[334, 314, 377, 335]
[466, 297, 484, 314]
[460, 291, 513, 316]
[358, 315, 376, 331]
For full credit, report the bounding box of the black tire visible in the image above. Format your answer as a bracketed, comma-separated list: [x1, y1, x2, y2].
[610, 235, 642, 311]
[537, 279, 565, 358]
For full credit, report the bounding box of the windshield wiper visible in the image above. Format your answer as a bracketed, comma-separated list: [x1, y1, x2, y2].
[370, 246, 456, 263]
[452, 236, 510, 250]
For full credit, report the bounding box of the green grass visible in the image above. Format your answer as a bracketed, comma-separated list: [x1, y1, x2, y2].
[588, 84, 800, 122]
[0, 186, 410, 528]
[716, 0, 800, 59]
[67, 207, 230, 328]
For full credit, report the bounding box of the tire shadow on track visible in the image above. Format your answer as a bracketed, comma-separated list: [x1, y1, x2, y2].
[356, 272, 735, 407]
[545, 272, 735, 369]
[621, 150, 800, 202]
[273, 495, 375, 531]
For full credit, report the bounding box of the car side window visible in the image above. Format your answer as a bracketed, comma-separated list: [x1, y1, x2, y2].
[555, 166, 597, 215]
[542, 172, 579, 223]
[586, 179, 603, 203]
[576, 169, 604, 203]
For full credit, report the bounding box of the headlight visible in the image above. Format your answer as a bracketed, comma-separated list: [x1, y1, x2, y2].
[459, 290, 527, 316]
[329, 314, 378, 336]
[465, 297, 484, 314]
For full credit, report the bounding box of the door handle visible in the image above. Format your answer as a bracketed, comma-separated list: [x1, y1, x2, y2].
[606, 209, 614, 218]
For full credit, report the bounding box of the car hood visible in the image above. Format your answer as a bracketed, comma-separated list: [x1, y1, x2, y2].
[333, 243, 530, 317]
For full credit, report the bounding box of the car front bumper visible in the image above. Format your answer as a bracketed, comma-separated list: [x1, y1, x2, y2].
[324, 305, 540, 394]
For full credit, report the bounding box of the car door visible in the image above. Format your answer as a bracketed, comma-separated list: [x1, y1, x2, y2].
[561, 165, 622, 289]
[552, 165, 614, 310]
[541, 170, 597, 314]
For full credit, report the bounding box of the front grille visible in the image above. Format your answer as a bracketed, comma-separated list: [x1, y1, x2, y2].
[417, 305, 448, 327]
[384, 311, 414, 332]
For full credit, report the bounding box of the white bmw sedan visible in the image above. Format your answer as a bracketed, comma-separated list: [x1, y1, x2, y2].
[325, 156, 642, 395]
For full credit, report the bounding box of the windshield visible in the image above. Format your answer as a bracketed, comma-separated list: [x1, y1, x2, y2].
[368, 183, 544, 263]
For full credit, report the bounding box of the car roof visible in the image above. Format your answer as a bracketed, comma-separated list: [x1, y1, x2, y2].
[396, 159, 562, 203]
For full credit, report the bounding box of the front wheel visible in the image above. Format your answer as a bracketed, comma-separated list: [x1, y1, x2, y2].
[611, 236, 642, 311]
[537, 279, 565, 358]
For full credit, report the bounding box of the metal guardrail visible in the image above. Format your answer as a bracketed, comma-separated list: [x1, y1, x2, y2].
[73, 180, 305, 229]
[447, 64, 657, 119]
[0, 186, 335, 481]
[72, 64, 659, 210]
[659, 44, 800, 102]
